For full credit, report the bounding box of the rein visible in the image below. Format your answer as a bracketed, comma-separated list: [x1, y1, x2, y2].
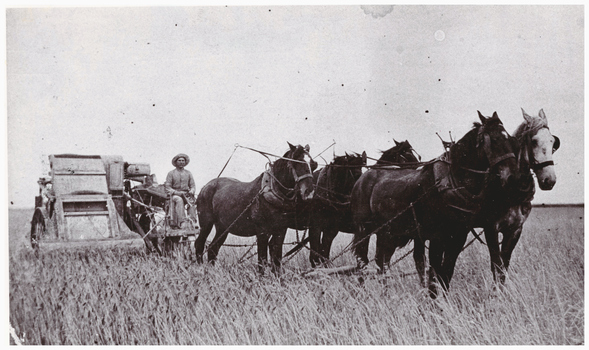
[223, 144, 314, 204]
[236, 144, 312, 165]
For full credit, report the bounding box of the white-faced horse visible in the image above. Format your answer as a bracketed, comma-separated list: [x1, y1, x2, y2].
[481, 108, 559, 283]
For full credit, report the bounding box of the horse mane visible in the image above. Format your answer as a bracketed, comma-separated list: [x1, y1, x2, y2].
[513, 115, 548, 139]
[450, 120, 490, 168]
[318, 153, 363, 203]
[377, 140, 417, 165]
[332, 153, 363, 166]
[332, 154, 350, 166]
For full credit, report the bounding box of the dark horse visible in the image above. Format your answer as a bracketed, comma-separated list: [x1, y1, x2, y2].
[351, 112, 518, 298]
[376, 140, 422, 166]
[308, 141, 420, 267]
[307, 152, 367, 267]
[476, 109, 559, 284]
[195, 143, 316, 272]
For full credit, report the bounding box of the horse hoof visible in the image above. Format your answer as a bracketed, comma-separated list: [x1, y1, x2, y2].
[428, 285, 439, 299]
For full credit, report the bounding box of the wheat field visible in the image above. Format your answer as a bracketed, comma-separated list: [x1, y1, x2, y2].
[8, 206, 584, 345]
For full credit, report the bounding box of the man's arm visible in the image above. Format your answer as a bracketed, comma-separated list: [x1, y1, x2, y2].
[164, 170, 177, 196]
[188, 172, 196, 195]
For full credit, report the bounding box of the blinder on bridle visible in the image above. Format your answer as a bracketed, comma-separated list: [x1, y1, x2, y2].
[553, 135, 560, 152]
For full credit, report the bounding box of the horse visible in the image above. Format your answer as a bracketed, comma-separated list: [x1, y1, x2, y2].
[477, 108, 559, 284]
[376, 140, 422, 166]
[305, 152, 366, 267]
[350, 111, 518, 298]
[195, 143, 316, 272]
[308, 141, 419, 267]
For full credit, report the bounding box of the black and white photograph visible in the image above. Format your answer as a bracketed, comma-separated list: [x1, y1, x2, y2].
[6, 4, 584, 345]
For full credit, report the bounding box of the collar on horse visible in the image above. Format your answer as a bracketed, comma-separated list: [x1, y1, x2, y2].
[260, 162, 312, 209]
[431, 124, 516, 214]
[433, 152, 484, 214]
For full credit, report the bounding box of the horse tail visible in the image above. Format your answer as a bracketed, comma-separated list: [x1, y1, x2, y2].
[196, 179, 219, 236]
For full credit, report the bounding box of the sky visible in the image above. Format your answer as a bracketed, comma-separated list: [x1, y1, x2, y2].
[4, 5, 585, 208]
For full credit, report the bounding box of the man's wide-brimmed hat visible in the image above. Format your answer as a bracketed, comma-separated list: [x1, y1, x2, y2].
[172, 153, 190, 167]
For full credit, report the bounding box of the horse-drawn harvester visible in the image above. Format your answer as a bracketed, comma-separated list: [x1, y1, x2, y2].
[30, 154, 199, 256]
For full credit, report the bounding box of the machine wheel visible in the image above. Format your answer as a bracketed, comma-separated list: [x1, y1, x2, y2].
[30, 210, 46, 253]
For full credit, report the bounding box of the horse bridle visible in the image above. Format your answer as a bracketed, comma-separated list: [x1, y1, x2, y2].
[478, 126, 516, 170]
[286, 153, 314, 185]
[520, 126, 560, 172]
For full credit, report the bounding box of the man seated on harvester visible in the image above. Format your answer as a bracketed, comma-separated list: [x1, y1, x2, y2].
[164, 153, 196, 229]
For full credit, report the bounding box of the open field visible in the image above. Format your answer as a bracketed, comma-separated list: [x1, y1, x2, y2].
[8, 206, 584, 345]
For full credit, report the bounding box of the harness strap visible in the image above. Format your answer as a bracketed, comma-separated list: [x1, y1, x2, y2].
[293, 172, 314, 182]
[488, 152, 516, 168]
[470, 228, 487, 245]
[532, 160, 554, 171]
[434, 160, 483, 213]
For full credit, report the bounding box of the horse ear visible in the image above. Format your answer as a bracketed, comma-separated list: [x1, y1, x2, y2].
[492, 111, 499, 120]
[362, 151, 367, 165]
[394, 139, 400, 146]
[478, 111, 487, 124]
[288, 142, 295, 152]
[538, 109, 548, 126]
[521, 108, 533, 124]
[304, 144, 310, 152]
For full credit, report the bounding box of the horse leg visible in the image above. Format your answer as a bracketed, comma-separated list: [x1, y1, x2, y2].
[256, 232, 270, 273]
[194, 220, 214, 264]
[353, 224, 371, 269]
[375, 232, 395, 273]
[319, 227, 338, 265]
[413, 237, 427, 288]
[484, 224, 505, 284]
[207, 225, 229, 264]
[500, 225, 523, 277]
[269, 230, 287, 274]
[427, 240, 444, 299]
[499, 203, 530, 281]
[308, 226, 322, 268]
[438, 231, 469, 293]
[384, 236, 411, 274]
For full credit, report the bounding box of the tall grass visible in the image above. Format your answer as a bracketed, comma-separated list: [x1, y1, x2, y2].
[8, 207, 584, 345]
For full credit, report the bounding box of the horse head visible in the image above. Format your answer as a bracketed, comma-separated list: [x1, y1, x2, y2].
[329, 151, 366, 195]
[516, 108, 559, 190]
[377, 140, 421, 165]
[476, 111, 518, 188]
[276, 142, 315, 201]
[451, 111, 517, 190]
